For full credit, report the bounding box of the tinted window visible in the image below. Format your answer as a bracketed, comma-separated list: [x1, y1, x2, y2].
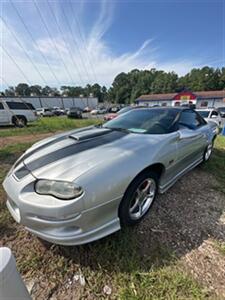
[104, 108, 179, 134]
[179, 110, 204, 129]
[197, 110, 210, 118]
[25, 103, 35, 110]
[6, 101, 34, 110]
[211, 111, 218, 116]
[0, 103, 4, 110]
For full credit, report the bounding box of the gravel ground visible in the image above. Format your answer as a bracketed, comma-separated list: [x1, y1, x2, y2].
[138, 168, 225, 297]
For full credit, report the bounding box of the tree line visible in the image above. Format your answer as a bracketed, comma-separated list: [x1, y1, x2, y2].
[1, 66, 225, 104]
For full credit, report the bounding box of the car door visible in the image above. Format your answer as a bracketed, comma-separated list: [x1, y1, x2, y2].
[176, 109, 207, 174]
[0, 102, 9, 125]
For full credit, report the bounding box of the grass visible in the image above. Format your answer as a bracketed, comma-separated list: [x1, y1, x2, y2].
[119, 266, 207, 300]
[0, 142, 33, 161]
[201, 135, 225, 193]
[214, 240, 225, 256]
[0, 116, 101, 137]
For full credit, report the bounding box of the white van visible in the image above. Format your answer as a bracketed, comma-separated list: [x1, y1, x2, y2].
[0, 99, 37, 127]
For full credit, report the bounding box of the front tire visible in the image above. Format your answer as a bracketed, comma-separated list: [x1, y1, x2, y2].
[119, 171, 158, 226]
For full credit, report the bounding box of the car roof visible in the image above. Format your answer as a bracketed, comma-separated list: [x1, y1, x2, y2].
[196, 108, 215, 111]
[135, 106, 190, 112]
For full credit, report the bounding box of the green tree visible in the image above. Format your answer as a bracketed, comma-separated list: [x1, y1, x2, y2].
[30, 85, 42, 96]
[4, 86, 15, 96]
[15, 83, 30, 96]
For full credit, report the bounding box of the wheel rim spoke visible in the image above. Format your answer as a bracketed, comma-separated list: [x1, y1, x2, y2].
[129, 178, 156, 220]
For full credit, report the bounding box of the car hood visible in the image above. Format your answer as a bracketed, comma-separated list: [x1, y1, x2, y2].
[20, 126, 160, 181]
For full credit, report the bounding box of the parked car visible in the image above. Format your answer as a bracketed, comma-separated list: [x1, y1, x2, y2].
[90, 107, 107, 115]
[217, 107, 225, 118]
[83, 106, 91, 113]
[36, 107, 54, 117]
[67, 107, 83, 119]
[107, 106, 121, 113]
[0, 100, 37, 127]
[3, 107, 217, 245]
[52, 107, 65, 116]
[104, 106, 132, 121]
[196, 108, 221, 128]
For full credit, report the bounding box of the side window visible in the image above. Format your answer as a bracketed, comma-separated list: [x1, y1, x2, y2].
[179, 110, 202, 129]
[0, 103, 4, 110]
[211, 111, 218, 117]
[6, 101, 28, 110]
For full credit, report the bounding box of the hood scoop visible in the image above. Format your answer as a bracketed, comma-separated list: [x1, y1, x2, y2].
[68, 128, 111, 142]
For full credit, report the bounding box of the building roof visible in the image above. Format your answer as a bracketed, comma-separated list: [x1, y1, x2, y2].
[137, 90, 225, 101]
[138, 93, 176, 101]
[193, 90, 225, 99]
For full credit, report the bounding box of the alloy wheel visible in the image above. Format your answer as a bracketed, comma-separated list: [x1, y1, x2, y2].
[129, 178, 156, 220]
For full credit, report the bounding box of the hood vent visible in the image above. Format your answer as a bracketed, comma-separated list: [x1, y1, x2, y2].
[68, 128, 111, 142]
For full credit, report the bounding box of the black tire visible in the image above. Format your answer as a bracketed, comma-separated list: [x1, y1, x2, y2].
[13, 116, 27, 128]
[203, 142, 213, 162]
[119, 171, 158, 226]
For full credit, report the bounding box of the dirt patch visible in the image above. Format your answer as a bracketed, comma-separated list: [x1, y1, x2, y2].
[0, 132, 55, 148]
[182, 239, 225, 298]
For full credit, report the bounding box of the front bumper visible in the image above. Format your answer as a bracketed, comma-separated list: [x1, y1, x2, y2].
[3, 171, 121, 245]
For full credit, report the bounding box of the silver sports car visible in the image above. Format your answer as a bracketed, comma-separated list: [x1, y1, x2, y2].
[3, 107, 217, 245]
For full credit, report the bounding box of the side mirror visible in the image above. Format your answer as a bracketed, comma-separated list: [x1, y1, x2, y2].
[211, 115, 217, 118]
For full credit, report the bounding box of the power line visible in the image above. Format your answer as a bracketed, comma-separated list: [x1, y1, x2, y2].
[33, 0, 76, 86]
[46, 0, 86, 86]
[10, 0, 62, 87]
[1, 46, 32, 84]
[1, 17, 49, 86]
[68, 0, 98, 83]
[60, 3, 93, 84]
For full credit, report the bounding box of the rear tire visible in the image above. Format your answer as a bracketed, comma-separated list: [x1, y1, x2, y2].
[13, 116, 27, 128]
[203, 142, 213, 162]
[119, 171, 158, 226]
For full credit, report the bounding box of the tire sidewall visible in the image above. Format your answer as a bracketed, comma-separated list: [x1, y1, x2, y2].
[203, 141, 214, 162]
[119, 171, 158, 226]
[14, 116, 26, 128]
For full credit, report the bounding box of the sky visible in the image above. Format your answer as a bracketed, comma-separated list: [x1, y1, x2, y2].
[0, 0, 224, 89]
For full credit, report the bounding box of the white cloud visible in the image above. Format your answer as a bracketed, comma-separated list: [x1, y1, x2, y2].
[0, 0, 205, 89]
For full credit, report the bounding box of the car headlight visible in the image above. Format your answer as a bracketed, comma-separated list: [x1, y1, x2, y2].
[35, 180, 83, 200]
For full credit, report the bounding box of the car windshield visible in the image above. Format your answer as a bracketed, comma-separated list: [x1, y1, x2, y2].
[197, 111, 210, 118]
[118, 107, 132, 114]
[103, 108, 179, 134]
[218, 107, 225, 112]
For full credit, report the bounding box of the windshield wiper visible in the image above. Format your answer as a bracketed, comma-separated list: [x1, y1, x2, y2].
[103, 126, 131, 133]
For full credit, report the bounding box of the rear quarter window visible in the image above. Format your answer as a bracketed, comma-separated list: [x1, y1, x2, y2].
[0, 102, 4, 110]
